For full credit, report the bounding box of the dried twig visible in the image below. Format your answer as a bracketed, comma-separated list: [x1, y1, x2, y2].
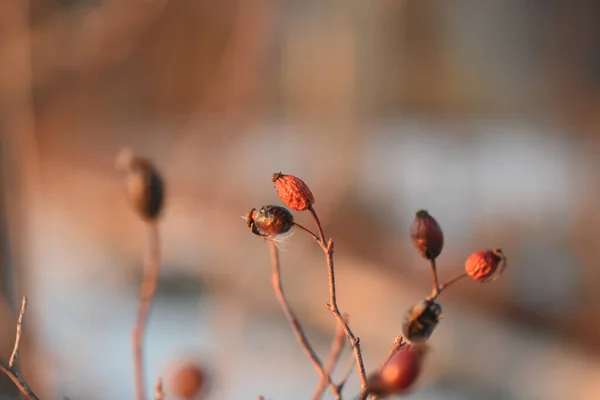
[337, 356, 356, 392]
[379, 336, 405, 370]
[133, 223, 161, 400]
[0, 295, 39, 400]
[312, 316, 348, 399]
[307, 206, 368, 399]
[430, 271, 468, 300]
[9, 296, 27, 368]
[268, 240, 339, 399]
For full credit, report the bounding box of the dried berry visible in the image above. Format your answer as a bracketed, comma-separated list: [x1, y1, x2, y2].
[410, 210, 444, 260]
[402, 300, 441, 344]
[246, 205, 294, 237]
[465, 248, 506, 282]
[168, 362, 207, 399]
[367, 346, 424, 396]
[115, 149, 165, 222]
[272, 172, 315, 211]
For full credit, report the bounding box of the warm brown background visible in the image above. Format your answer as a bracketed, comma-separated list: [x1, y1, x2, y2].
[1, 0, 600, 399]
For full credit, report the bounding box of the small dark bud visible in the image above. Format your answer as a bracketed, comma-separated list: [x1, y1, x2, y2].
[465, 248, 506, 282]
[115, 149, 164, 222]
[246, 205, 294, 237]
[402, 300, 442, 344]
[272, 172, 315, 211]
[410, 210, 444, 260]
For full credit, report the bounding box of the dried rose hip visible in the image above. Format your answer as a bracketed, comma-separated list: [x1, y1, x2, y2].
[169, 361, 207, 399]
[465, 248, 506, 281]
[246, 205, 294, 237]
[410, 210, 444, 260]
[367, 346, 424, 396]
[402, 300, 442, 344]
[115, 149, 165, 222]
[272, 172, 315, 211]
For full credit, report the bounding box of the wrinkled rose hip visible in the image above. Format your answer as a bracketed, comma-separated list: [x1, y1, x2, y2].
[465, 248, 506, 281]
[272, 172, 315, 211]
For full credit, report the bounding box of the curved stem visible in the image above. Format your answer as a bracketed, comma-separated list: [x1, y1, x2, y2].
[268, 240, 339, 399]
[133, 223, 160, 400]
[293, 222, 322, 246]
[307, 206, 369, 397]
[308, 206, 326, 244]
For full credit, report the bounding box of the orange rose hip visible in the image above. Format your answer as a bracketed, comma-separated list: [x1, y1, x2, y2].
[465, 248, 506, 281]
[272, 172, 315, 211]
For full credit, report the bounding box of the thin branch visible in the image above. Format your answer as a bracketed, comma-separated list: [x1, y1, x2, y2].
[312, 316, 348, 400]
[337, 355, 356, 392]
[379, 336, 405, 370]
[325, 316, 348, 374]
[133, 223, 161, 400]
[429, 272, 468, 300]
[308, 206, 368, 399]
[268, 240, 339, 399]
[9, 295, 27, 368]
[308, 206, 326, 244]
[429, 258, 440, 297]
[0, 362, 39, 400]
[326, 242, 368, 398]
[292, 222, 322, 246]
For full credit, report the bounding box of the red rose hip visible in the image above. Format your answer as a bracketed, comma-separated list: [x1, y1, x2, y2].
[272, 172, 315, 211]
[367, 346, 424, 396]
[465, 248, 506, 282]
[169, 362, 207, 399]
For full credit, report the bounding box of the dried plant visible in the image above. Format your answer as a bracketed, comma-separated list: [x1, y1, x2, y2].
[246, 173, 507, 399]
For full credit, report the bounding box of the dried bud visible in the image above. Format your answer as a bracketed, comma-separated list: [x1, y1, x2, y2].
[410, 210, 444, 260]
[115, 149, 164, 222]
[168, 362, 207, 399]
[465, 248, 506, 282]
[246, 205, 294, 237]
[402, 300, 442, 344]
[367, 346, 424, 396]
[272, 172, 315, 211]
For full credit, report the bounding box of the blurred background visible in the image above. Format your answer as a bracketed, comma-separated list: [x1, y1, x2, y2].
[1, 0, 600, 399]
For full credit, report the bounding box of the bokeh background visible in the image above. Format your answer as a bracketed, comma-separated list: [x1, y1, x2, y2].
[1, 0, 600, 399]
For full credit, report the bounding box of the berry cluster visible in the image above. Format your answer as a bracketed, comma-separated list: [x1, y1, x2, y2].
[246, 173, 507, 399]
[366, 211, 507, 398]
